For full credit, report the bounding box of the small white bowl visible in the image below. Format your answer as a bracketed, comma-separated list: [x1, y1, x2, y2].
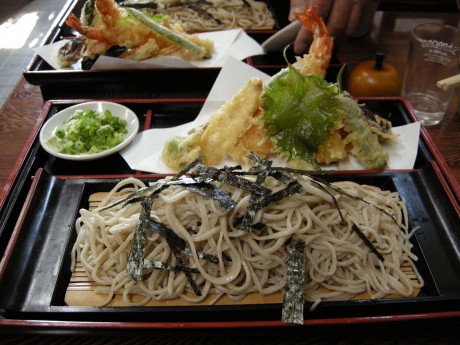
[40, 101, 139, 161]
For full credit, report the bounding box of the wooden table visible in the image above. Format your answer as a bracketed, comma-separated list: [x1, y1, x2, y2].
[0, 9, 459, 344]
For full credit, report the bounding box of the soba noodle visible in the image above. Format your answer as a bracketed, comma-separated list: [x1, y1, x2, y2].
[123, 0, 276, 31]
[71, 172, 423, 308]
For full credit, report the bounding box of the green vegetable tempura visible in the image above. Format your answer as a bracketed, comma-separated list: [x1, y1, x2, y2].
[46, 109, 128, 155]
[262, 64, 340, 169]
[261, 62, 389, 170]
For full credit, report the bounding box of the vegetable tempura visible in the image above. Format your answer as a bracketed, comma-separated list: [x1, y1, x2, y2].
[162, 8, 393, 171]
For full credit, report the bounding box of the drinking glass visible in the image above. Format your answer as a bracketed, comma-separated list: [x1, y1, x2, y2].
[401, 23, 460, 126]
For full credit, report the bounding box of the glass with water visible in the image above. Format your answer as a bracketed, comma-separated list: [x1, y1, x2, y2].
[402, 23, 460, 126]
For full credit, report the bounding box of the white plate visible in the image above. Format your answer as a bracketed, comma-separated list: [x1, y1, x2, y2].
[261, 21, 301, 52]
[40, 101, 139, 161]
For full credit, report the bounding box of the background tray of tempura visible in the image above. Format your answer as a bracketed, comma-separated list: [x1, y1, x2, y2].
[22, 0, 343, 101]
[0, 97, 459, 329]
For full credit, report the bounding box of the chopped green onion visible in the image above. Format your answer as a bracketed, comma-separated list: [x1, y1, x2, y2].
[46, 109, 128, 155]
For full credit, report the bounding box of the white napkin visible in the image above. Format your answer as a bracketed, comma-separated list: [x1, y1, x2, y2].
[120, 57, 421, 173]
[34, 29, 263, 70]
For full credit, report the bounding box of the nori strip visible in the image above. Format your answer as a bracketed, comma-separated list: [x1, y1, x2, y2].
[233, 180, 303, 229]
[143, 259, 200, 273]
[268, 169, 294, 185]
[99, 183, 161, 211]
[128, 175, 236, 211]
[282, 240, 306, 325]
[233, 216, 266, 231]
[241, 156, 272, 230]
[183, 182, 236, 211]
[352, 224, 385, 262]
[144, 218, 186, 252]
[184, 247, 219, 264]
[229, 155, 304, 231]
[222, 165, 242, 172]
[102, 157, 203, 211]
[176, 156, 204, 177]
[193, 164, 270, 195]
[144, 218, 202, 296]
[259, 181, 303, 209]
[126, 181, 178, 281]
[311, 180, 346, 221]
[309, 175, 402, 228]
[126, 195, 155, 281]
[270, 166, 331, 178]
[308, 180, 385, 262]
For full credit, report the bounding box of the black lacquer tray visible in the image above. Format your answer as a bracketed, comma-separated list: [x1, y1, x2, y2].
[0, 98, 459, 329]
[22, 0, 343, 100]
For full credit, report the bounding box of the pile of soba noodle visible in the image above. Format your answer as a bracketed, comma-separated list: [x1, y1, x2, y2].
[134, 0, 276, 31]
[72, 171, 423, 308]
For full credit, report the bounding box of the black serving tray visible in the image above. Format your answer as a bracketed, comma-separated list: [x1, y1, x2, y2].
[23, 0, 343, 100]
[0, 165, 458, 323]
[0, 98, 459, 326]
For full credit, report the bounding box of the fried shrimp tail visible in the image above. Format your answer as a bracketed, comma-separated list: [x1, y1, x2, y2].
[292, 8, 333, 77]
[59, 0, 213, 65]
[66, 13, 105, 41]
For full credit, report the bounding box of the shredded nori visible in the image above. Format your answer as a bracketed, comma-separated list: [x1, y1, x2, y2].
[184, 247, 219, 264]
[281, 240, 306, 325]
[240, 156, 272, 230]
[309, 179, 385, 262]
[176, 156, 204, 176]
[182, 181, 236, 211]
[144, 218, 186, 252]
[119, 153, 406, 310]
[260, 181, 304, 209]
[126, 195, 155, 281]
[126, 181, 180, 281]
[193, 164, 271, 196]
[144, 218, 202, 296]
[352, 224, 385, 262]
[143, 259, 200, 273]
[232, 216, 266, 231]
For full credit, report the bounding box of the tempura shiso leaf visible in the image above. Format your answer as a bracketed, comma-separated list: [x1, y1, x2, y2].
[260, 61, 390, 170]
[262, 64, 340, 168]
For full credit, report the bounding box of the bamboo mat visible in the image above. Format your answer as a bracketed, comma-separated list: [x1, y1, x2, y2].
[65, 193, 421, 307]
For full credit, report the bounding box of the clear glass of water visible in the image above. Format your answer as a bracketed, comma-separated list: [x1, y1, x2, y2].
[401, 23, 460, 126]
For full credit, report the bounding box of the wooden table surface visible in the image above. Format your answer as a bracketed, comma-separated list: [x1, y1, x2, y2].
[0, 9, 459, 344]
